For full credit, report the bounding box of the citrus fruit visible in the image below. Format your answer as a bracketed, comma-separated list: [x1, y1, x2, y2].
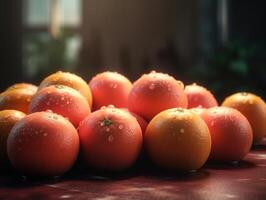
[78, 107, 142, 171]
[184, 83, 218, 108]
[145, 108, 211, 171]
[7, 111, 79, 177]
[128, 71, 187, 121]
[89, 71, 132, 110]
[200, 107, 253, 162]
[222, 92, 266, 144]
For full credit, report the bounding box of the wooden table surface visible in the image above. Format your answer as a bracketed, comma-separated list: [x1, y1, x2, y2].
[1, 142, 266, 200]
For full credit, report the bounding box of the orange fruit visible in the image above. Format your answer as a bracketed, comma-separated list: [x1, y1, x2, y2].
[39, 71, 93, 108]
[89, 71, 132, 110]
[184, 83, 218, 108]
[6, 83, 38, 93]
[29, 85, 91, 128]
[200, 107, 253, 162]
[222, 92, 266, 144]
[128, 71, 187, 121]
[0, 110, 25, 168]
[0, 89, 35, 113]
[7, 111, 79, 177]
[78, 107, 142, 171]
[145, 108, 211, 171]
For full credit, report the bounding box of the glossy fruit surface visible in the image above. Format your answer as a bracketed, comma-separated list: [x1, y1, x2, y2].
[222, 92, 266, 144]
[29, 85, 91, 127]
[6, 83, 37, 93]
[78, 107, 142, 171]
[128, 71, 187, 121]
[89, 71, 132, 110]
[39, 71, 93, 108]
[145, 108, 211, 171]
[184, 83, 218, 108]
[200, 107, 253, 162]
[0, 110, 25, 168]
[7, 112, 79, 177]
[0, 89, 35, 113]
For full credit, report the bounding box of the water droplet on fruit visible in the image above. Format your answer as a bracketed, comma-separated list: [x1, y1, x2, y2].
[106, 127, 110, 132]
[167, 86, 172, 92]
[46, 109, 53, 113]
[211, 121, 215, 126]
[43, 133, 48, 137]
[149, 83, 155, 90]
[66, 101, 70, 105]
[180, 128, 185, 133]
[100, 106, 107, 110]
[108, 105, 115, 108]
[108, 135, 114, 142]
[52, 115, 59, 120]
[61, 96, 65, 101]
[118, 124, 124, 130]
[100, 122, 105, 126]
[241, 92, 248, 96]
[192, 82, 197, 86]
[46, 101, 51, 106]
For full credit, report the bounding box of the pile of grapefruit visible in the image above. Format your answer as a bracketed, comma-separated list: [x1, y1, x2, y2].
[0, 70, 265, 177]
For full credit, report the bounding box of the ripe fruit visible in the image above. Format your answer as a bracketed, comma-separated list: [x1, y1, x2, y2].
[222, 92, 266, 144]
[184, 83, 218, 108]
[29, 85, 91, 127]
[0, 110, 25, 168]
[39, 71, 93, 108]
[128, 71, 187, 121]
[200, 107, 253, 163]
[145, 108, 211, 171]
[89, 71, 132, 110]
[6, 83, 38, 93]
[78, 107, 142, 171]
[122, 108, 148, 135]
[7, 112, 79, 177]
[0, 89, 35, 113]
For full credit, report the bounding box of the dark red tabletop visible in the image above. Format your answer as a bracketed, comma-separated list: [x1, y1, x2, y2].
[1, 142, 266, 200]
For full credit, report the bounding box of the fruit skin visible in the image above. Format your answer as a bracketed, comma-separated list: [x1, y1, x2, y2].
[89, 71, 132, 110]
[184, 84, 218, 108]
[39, 71, 93, 108]
[6, 83, 38, 93]
[78, 107, 143, 171]
[222, 92, 266, 144]
[29, 85, 91, 128]
[145, 108, 211, 171]
[128, 71, 187, 121]
[200, 107, 253, 163]
[0, 110, 26, 168]
[0, 89, 35, 113]
[122, 108, 148, 135]
[7, 112, 79, 177]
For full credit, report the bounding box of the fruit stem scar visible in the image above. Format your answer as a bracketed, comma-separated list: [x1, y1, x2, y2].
[101, 118, 113, 126]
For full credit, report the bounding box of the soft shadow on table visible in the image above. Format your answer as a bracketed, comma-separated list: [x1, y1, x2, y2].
[251, 144, 266, 152]
[60, 158, 210, 182]
[206, 160, 256, 170]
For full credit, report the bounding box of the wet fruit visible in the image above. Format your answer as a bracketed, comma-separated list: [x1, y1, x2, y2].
[29, 85, 91, 127]
[78, 107, 142, 171]
[222, 92, 266, 144]
[7, 112, 79, 177]
[184, 83, 218, 108]
[0, 89, 35, 113]
[6, 83, 38, 93]
[145, 108, 211, 171]
[39, 71, 93, 108]
[200, 107, 253, 163]
[0, 110, 25, 168]
[89, 71, 132, 110]
[128, 71, 187, 121]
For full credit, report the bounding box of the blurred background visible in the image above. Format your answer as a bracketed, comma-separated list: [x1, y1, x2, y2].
[1, 0, 266, 102]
